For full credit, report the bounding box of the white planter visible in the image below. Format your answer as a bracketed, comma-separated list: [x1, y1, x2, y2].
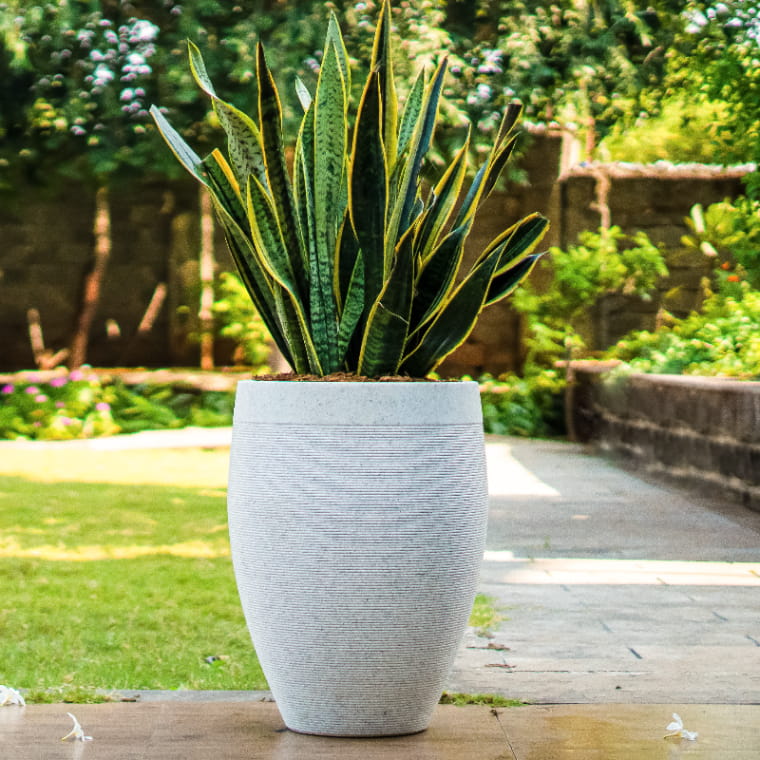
[227, 380, 488, 736]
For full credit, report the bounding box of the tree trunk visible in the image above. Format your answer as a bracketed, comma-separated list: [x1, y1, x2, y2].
[198, 186, 216, 370]
[69, 184, 111, 369]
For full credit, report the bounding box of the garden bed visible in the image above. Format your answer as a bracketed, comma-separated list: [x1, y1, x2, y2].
[572, 364, 760, 511]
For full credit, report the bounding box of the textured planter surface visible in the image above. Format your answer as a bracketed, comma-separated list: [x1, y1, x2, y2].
[227, 380, 488, 736]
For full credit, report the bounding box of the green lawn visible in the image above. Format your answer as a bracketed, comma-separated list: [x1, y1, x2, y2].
[0, 447, 499, 702]
[0, 448, 265, 700]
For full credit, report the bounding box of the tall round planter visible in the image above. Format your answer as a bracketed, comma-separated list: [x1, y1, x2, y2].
[227, 379, 488, 737]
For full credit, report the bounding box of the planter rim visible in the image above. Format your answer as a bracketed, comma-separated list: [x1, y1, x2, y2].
[232, 378, 482, 426]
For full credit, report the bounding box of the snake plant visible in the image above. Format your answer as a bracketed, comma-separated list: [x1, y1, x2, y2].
[150, 1, 548, 377]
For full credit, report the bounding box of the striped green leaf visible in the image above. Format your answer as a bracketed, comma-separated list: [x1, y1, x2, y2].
[326, 12, 351, 96]
[256, 44, 307, 279]
[397, 71, 425, 162]
[149, 106, 207, 184]
[312, 40, 347, 372]
[358, 230, 415, 376]
[200, 150, 246, 231]
[187, 41, 267, 189]
[337, 251, 365, 367]
[350, 71, 388, 316]
[200, 153, 294, 367]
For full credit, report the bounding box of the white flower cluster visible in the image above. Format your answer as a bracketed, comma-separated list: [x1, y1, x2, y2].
[66, 15, 160, 134]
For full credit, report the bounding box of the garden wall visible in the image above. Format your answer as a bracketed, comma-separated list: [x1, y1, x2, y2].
[0, 136, 751, 374]
[557, 163, 748, 350]
[572, 364, 760, 512]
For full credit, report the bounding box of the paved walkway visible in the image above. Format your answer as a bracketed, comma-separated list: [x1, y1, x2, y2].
[449, 436, 760, 705]
[2, 429, 759, 756]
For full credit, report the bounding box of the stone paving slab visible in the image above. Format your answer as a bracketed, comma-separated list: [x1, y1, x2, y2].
[3, 702, 759, 759]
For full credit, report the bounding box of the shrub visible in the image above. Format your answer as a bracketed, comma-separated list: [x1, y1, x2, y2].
[0, 370, 234, 440]
[607, 289, 760, 378]
[479, 370, 566, 438]
[682, 197, 760, 296]
[512, 226, 668, 367]
[213, 271, 272, 371]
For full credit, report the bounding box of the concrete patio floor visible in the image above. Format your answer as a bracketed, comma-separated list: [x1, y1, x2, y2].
[4, 701, 760, 759]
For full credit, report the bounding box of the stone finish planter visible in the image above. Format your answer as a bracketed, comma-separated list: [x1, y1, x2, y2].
[226, 380, 489, 736]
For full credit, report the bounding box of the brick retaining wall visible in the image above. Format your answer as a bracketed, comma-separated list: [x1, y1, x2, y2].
[572, 365, 760, 511]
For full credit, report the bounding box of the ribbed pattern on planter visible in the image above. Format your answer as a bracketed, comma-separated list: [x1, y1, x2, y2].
[227, 381, 488, 737]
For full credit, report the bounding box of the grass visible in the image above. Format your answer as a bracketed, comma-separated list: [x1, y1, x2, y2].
[469, 592, 506, 636]
[0, 447, 505, 703]
[0, 448, 265, 700]
[439, 692, 524, 707]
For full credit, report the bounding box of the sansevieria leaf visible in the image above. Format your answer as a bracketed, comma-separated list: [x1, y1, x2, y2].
[151, 0, 549, 378]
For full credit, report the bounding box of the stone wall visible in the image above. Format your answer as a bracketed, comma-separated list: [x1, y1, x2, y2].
[0, 141, 751, 374]
[572, 364, 760, 511]
[0, 181, 231, 371]
[558, 163, 748, 350]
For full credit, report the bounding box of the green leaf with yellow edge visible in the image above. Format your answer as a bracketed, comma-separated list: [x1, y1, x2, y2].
[409, 222, 469, 338]
[256, 44, 306, 280]
[246, 175, 319, 373]
[187, 41, 267, 189]
[350, 71, 388, 317]
[326, 12, 351, 97]
[486, 253, 543, 306]
[312, 40, 347, 372]
[414, 136, 470, 262]
[400, 241, 505, 377]
[370, 0, 398, 162]
[389, 58, 447, 249]
[201, 153, 293, 366]
[359, 230, 415, 376]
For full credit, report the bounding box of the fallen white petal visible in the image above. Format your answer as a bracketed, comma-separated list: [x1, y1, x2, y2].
[0, 685, 26, 706]
[665, 713, 684, 733]
[61, 712, 93, 742]
[664, 713, 697, 741]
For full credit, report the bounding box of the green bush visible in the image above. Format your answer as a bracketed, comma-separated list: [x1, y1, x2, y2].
[597, 97, 741, 165]
[512, 226, 668, 367]
[479, 370, 566, 438]
[607, 289, 760, 378]
[682, 197, 760, 295]
[213, 271, 272, 371]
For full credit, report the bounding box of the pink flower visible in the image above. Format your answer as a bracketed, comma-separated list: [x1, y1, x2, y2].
[49, 376, 68, 388]
[35, 394, 49, 403]
[55, 401, 66, 409]
[95, 402, 110, 412]
[1, 384, 13, 394]
[24, 386, 40, 395]
[68, 370, 84, 382]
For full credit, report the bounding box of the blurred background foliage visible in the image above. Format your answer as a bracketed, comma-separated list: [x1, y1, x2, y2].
[1, 0, 759, 438]
[2, 0, 758, 189]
